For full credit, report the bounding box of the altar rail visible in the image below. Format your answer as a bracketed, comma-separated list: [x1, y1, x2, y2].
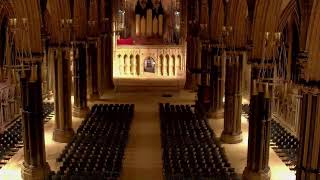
[114, 45, 186, 78]
[272, 85, 302, 138]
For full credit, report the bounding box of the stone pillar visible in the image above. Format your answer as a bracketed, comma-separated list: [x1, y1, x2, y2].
[158, 58, 162, 76]
[200, 42, 209, 86]
[72, 43, 89, 118]
[168, 57, 173, 77]
[296, 87, 320, 180]
[243, 81, 271, 180]
[124, 56, 129, 75]
[53, 48, 74, 143]
[185, 39, 194, 88]
[163, 57, 168, 76]
[210, 49, 225, 117]
[296, 51, 308, 83]
[105, 34, 114, 89]
[42, 50, 49, 99]
[132, 58, 137, 76]
[47, 50, 55, 99]
[119, 55, 124, 76]
[21, 61, 50, 180]
[88, 42, 99, 99]
[221, 54, 243, 143]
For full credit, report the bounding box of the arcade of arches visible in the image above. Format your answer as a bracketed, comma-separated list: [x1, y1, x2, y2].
[0, 0, 319, 180]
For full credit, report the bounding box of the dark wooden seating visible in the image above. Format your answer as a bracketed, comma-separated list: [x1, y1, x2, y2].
[53, 104, 134, 180]
[160, 103, 237, 180]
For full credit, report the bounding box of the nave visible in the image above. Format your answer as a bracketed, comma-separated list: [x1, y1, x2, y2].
[0, 91, 294, 180]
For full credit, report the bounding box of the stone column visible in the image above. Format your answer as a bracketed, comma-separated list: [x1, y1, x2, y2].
[163, 57, 168, 76]
[296, 87, 320, 180]
[210, 48, 225, 117]
[185, 38, 194, 88]
[168, 57, 173, 77]
[47, 50, 55, 99]
[88, 42, 99, 99]
[195, 42, 212, 118]
[72, 43, 89, 118]
[221, 53, 243, 143]
[158, 58, 162, 76]
[119, 55, 124, 76]
[105, 34, 114, 89]
[132, 58, 137, 76]
[41, 50, 49, 99]
[53, 48, 74, 143]
[200, 42, 209, 86]
[243, 81, 271, 180]
[21, 60, 50, 180]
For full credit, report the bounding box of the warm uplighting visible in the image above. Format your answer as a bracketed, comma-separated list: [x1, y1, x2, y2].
[222, 26, 233, 38]
[174, 11, 181, 30]
[9, 18, 17, 27]
[69, 49, 74, 61]
[275, 32, 282, 40]
[264, 31, 282, 46]
[265, 31, 270, 40]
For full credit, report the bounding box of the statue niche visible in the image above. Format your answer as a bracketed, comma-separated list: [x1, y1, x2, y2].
[144, 57, 156, 73]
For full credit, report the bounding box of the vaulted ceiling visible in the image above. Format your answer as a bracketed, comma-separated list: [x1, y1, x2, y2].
[0, 0, 319, 79]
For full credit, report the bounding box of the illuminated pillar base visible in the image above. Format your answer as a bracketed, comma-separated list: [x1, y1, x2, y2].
[53, 128, 75, 143]
[220, 131, 242, 144]
[90, 93, 100, 100]
[243, 167, 271, 180]
[210, 109, 224, 118]
[72, 106, 90, 118]
[21, 162, 50, 180]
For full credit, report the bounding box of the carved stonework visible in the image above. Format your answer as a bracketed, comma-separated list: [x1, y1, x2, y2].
[272, 84, 301, 137]
[113, 45, 186, 90]
[297, 51, 309, 82]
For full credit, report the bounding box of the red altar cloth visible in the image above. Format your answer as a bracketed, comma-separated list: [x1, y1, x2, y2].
[117, 38, 134, 45]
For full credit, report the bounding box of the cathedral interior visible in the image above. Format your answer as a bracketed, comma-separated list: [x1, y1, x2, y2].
[0, 0, 319, 180]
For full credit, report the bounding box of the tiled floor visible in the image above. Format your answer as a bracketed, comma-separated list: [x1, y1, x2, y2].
[0, 91, 295, 180]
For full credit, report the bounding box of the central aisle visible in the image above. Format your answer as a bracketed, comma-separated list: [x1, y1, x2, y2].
[100, 91, 195, 180]
[120, 99, 163, 180]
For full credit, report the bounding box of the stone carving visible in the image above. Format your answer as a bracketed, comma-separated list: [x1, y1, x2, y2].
[273, 84, 301, 137]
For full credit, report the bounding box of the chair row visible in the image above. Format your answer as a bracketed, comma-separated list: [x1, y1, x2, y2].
[53, 104, 134, 180]
[270, 120, 299, 171]
[0, 102, 54, 169]
[160, 103, 237, 180]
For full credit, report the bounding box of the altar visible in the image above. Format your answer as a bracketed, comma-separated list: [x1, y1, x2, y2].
[112, 0, 186, 91]
[113, 45, 186, 91]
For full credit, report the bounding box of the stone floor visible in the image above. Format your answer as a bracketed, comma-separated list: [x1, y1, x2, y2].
[0, 90, 295, 180]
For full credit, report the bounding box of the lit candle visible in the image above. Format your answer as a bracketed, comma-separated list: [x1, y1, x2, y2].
[265, 32, 270, 40]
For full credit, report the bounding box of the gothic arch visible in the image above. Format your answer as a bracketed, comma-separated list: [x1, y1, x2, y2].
[0, 17, 9, 67]
[46, 0, 71, 44]
[305, 0, 320, 80]
[277, 0, 300, 33]
[277, 0, 300, 82]
[250, 0, 283, 59]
